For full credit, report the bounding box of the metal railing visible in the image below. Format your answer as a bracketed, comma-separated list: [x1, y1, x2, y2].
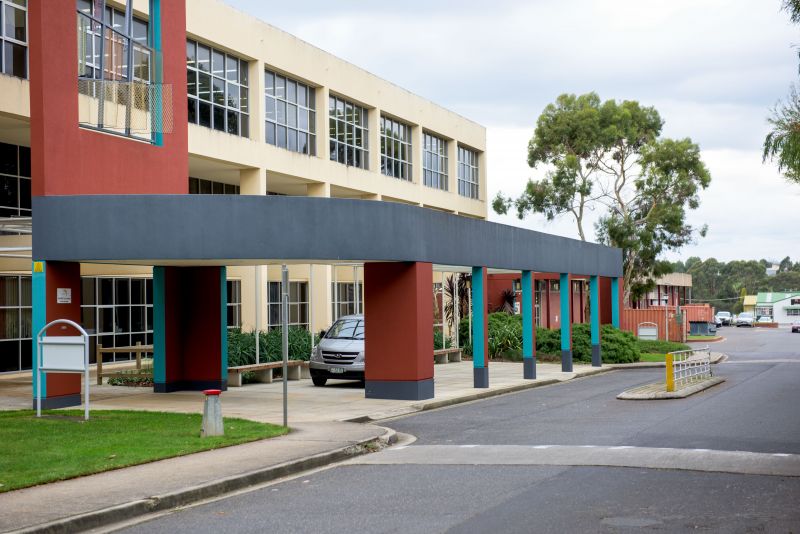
[666, 347, 712, 392]
[78, 79, 173, 140]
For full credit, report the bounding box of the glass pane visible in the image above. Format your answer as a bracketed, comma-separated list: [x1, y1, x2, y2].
[115, 278, 129, 304]
[286, 80, 296, 103]
[81, 277, 96, 305]
[199, 101, 211, 127]
[277, 125, 286, 148]
[213, 106, 225, 131]
[131, 306, 145, 332]
[0, 175, 17, 209]
[287, 103, 296, 127]
[239, 59, 248, 85]
[0, 341, 19, 372]
[297, 84, 306, 107]
[226, 55, 239, 82]
[212, 181, 223, 194]
[212, 77, 225, 105]
[3, 41, 26, 79]
[99, 278, 113, 305]
[211, 49, 224, 77]
[240, 87, 248, 113]
[0, 308, 18, 339]
[197, 44, 210, 72]
[20, 276, 30, 306]
[226, 83, 239, 109]
[81, 306, 96, 334]
[265, 71, 274, 96]
[227, 110, 239, 135]
[115, 306, 130, 333]
[198, 72, 211, 101]
[99, 307, 114, 333]
[265, 122, 275, 145]
[287, 129, 297, 151]
[275, 75, 285, 99]
[265, 96, 276, 121]
[187, 97, 197, 124]
[20, 339, 31, 370]
[186, 69, 196, 96]
[4, 5, 26, 42]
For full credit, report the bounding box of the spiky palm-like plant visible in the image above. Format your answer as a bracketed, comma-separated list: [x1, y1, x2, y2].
[763, 84, 800, 184]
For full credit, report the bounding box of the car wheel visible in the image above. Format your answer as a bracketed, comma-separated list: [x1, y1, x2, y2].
[312, 376, 327, 387]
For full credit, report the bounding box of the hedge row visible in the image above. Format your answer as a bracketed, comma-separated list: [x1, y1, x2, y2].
[457, 312, 641, 363]
[227, 328, 314, 367]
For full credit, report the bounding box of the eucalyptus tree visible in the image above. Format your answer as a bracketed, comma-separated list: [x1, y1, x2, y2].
[494, 92, 711, 302]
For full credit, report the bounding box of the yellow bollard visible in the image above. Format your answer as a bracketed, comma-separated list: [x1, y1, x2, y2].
[665, 352, 674, 392]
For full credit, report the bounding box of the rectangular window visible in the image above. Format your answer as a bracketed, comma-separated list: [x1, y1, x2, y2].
[265, 70, 315, 155]
[329, 95, 368, 169]
[0, 142, 30, 220]
[457, 146, 479, 199]
[331, 282, 363, 320]
[1, 0, 27, 79]
[380, 116, 412, 181]
[188, 177, 240, 195]
[423, 132, 448, 190]
[227, 280, 241, 328]
[0, 275, 31, 372]
[267, 281, 309, 330]
[787, 308, 800, 316]
[80, 276, 153, 365]
[187, 39, 249, 137]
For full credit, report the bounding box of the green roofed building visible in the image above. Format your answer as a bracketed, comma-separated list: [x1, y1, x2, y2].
[755, 292, 800, 324]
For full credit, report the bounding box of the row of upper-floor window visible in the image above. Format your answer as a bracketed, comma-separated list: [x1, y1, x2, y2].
[2, 4, 481, 200]
[184, 39, 481, 199]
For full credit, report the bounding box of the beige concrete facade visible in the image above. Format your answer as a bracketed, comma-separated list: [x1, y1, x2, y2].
[0, 0, 486, 363]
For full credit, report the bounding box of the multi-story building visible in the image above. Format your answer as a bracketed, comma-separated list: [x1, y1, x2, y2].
[0, 0, 487, 373]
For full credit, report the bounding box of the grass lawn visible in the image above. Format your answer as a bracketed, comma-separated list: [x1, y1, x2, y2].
[640, 353, 667, 362]
[0, 410, 288, 492]
[687, 335, 721, 341]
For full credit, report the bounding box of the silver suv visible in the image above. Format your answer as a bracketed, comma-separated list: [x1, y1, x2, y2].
[309, 315, 364, 387]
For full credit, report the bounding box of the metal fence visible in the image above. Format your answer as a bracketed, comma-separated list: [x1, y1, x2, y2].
[666, 347, 712, 392]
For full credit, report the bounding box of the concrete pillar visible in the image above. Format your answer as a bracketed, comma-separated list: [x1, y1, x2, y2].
[153, 266, 228, 392]
[248, 59, 265, 144]
[611, 277, 620, 328]
[472, 266, 489, 388]
[364, 262, 434, 400]
[447, 137, 458, 193]
[521, 270, 536, 379]
[368, 106, 380, 174]
[411, 124, 423, 187]
[590, 275, 601, 367]
[240, 167, 266, 196]
[31, 261, 83, 409]
[317, 86, 330, 161]
[559, 272, 572, 372]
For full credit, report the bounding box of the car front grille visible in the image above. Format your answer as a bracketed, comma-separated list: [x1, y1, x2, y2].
[321, 351, 359, 365]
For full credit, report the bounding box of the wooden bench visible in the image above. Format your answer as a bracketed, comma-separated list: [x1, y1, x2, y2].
[227, 360, 311, 387]
[97, 342, 153, 385]
[434, 348, 462, 364]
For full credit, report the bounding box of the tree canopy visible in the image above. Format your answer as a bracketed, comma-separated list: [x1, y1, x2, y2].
[494, 92, 711, 302]
[672, 256, 800, 313]
[762, 0, 800, 184]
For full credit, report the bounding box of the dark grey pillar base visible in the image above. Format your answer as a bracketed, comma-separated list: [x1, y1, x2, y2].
[32, 393, 82, 410]
[473, 366, 489, 388]
[592, 344, 602, 367]
[154, 379, 227, 393]
[365, 378, 434, 400]
[523, 358, 536, 379]
[561, 350, 573, 372]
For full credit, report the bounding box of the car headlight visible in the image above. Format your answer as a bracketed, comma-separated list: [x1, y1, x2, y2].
[311, 346, 323, 361]
[356, 351, 365, 362]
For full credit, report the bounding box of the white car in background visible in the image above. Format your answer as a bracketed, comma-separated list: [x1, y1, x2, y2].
[736, 312, 755, 327]
[715, 311, 732, 326]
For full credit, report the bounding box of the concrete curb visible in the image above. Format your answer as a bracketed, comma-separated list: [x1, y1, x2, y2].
[10, 428, 392, 534]
[617, 376, 727, 400]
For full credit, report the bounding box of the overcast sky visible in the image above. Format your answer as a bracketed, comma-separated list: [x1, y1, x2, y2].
[228, 0, 800, 263]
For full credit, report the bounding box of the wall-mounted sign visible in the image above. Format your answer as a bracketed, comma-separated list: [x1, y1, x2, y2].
[57, 288, 72, 304]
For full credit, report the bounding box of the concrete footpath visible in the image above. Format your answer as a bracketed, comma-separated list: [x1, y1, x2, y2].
[0, 362, 610, 533]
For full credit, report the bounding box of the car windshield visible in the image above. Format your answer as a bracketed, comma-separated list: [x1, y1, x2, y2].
[325, 318, 364, 340]
[739, 313, 753, 319]
[718, 312, 730, 317]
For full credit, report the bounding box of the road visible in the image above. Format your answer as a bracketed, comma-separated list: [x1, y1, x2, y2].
[118, 327, 800, 533]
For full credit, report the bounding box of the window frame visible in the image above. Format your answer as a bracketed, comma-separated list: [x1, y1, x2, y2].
[422, 132, 448, 191]
[0, 0, 28, 79]
[380, 115, 412, 181]
[329, 95, 368, 169]
[264, 69, 316, 155]
[457, 145, 479, 199]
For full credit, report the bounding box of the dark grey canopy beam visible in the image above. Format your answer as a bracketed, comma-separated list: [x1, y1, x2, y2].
[33, 195, 622, 277]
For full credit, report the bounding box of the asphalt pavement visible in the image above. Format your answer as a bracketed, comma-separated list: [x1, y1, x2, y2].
[114, 326, 800, 533]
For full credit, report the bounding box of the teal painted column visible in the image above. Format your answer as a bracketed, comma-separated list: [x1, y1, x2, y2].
[31, 261, 46, 400]
[149, 0, 164, 146]
[521, 270, 535, 379]
[590, 275, 601, 367]
[611, 277, 620, 328]
[220, 267, 228, 383]
[471, 266, 489, 388]
[152, 266, 166, 387]
[559, 273, 572, 372]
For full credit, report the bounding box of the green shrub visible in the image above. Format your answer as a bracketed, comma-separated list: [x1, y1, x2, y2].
[636, 340, 691, 354]
[457, 313, 640, 363]
[227, 327, 313, 367]
[433, 329, 453, 350]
